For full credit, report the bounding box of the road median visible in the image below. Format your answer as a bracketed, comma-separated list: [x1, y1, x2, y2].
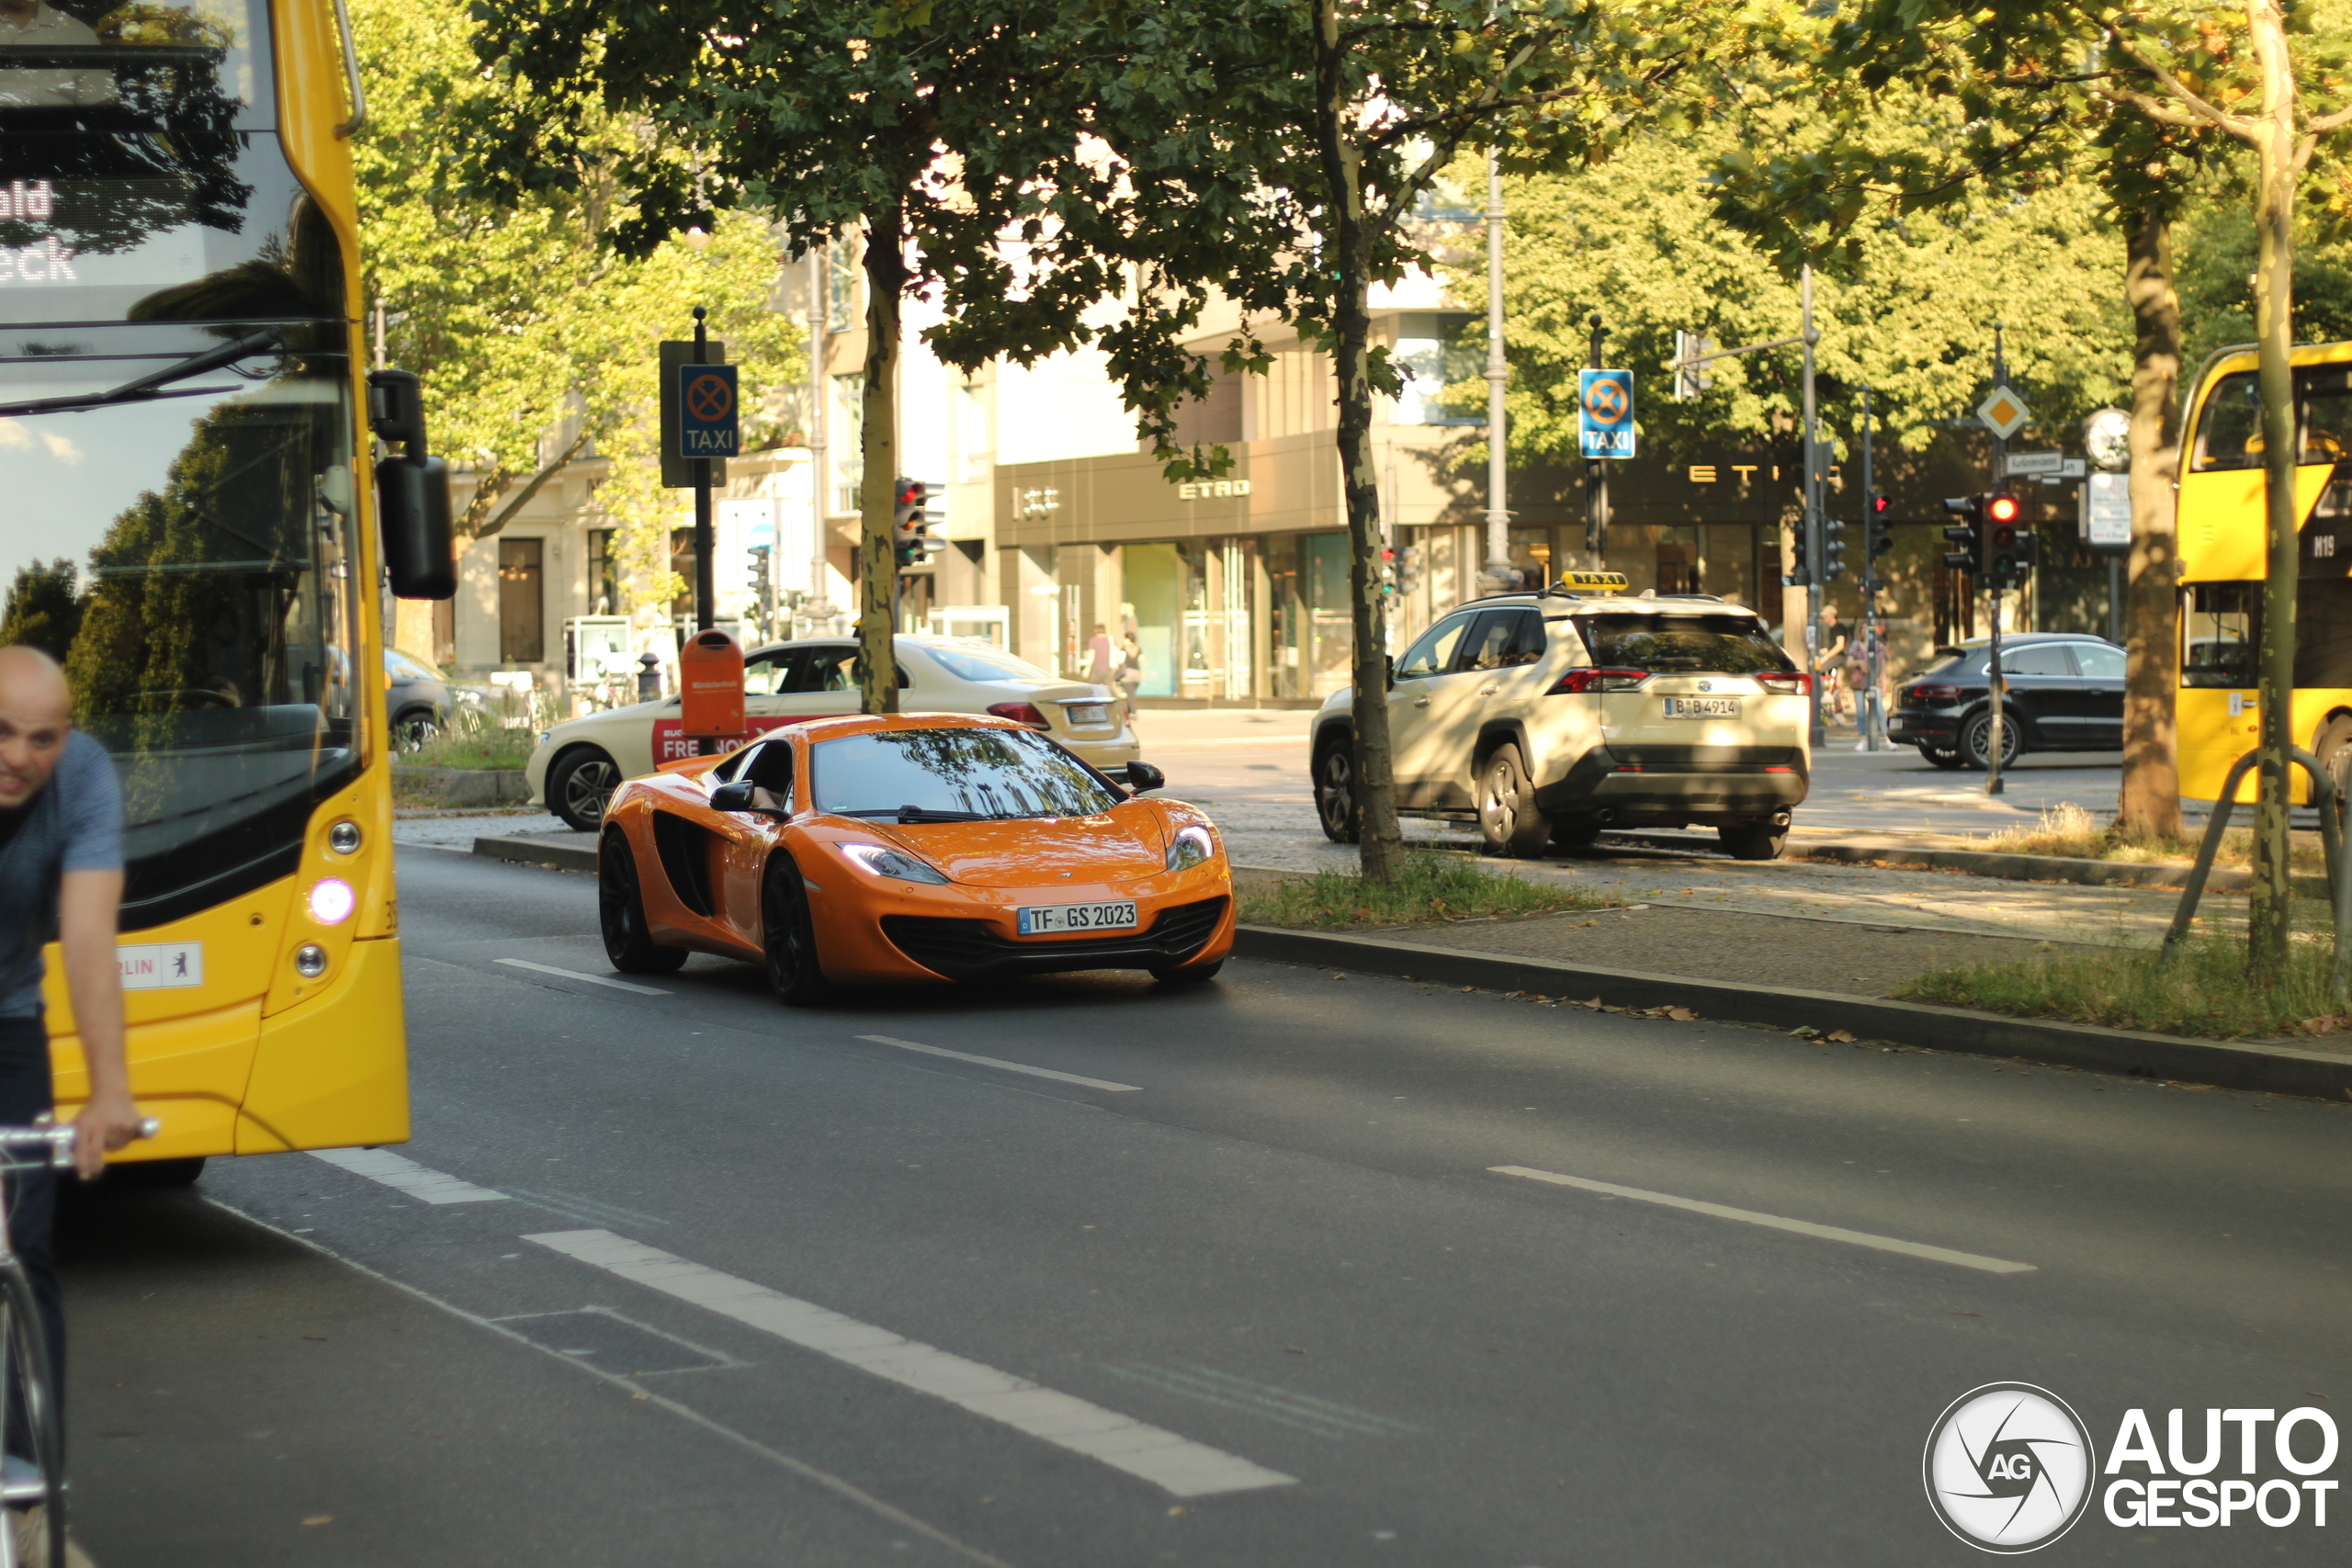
[1228, 922, 2352, 1101]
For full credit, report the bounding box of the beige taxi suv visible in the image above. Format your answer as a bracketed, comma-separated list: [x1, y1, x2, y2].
[528, 635, 1139, 831]
[1310, 582, 1811, 860]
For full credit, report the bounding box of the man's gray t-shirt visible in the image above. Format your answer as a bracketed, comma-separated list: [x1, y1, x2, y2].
[0, 730, 124, 1019]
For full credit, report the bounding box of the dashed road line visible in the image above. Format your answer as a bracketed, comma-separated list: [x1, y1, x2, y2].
[495, 957, 672, 995]
[311, 1147, 507, 1204]
[526, 1228, 1293, 1497]
[855, 1034, 1142, 1093]
[1488, 1165, 2037, 1275]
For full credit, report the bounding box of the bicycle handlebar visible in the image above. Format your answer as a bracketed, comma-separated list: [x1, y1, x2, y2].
[0, 1118, 163, 1168]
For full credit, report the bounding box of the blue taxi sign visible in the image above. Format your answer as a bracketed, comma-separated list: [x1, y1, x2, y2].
[676, 363, 740, 459]
[1579, 368, 1635, 458]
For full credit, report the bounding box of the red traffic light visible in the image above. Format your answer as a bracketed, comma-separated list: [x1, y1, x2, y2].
[1986, 492, 2021, 524]
[1871, 492, 1891, 515]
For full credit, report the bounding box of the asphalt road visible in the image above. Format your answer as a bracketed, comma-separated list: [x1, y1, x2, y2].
[59, 847, 2351, 1566]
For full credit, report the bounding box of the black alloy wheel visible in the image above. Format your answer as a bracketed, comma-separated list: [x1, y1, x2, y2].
[761, 853, 832, 1006]
[392, 711, 441, 753]
[600, 831, 685, 975]
[1917, 742, 1965, 769]
[1476, 745, 1551, 858]
[1314, 739, 1360, 843]
[1960, 709, 2024, 770]
[1718, 821, 1789, 861]
[550, 749, 623, 832]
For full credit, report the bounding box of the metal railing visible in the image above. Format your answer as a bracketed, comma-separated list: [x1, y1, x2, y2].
[2159, 748, 2352, 1006]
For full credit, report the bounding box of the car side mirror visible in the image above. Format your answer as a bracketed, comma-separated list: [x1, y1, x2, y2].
[708, 781, 758, 812]
[369, 369, 456, 600]
[1125, 761, 1165, 794]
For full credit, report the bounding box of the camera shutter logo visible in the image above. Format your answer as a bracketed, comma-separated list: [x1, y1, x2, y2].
[1923, 1383, 2097, 1552]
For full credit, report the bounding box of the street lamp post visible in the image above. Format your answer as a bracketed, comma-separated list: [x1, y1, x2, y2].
[1481, 149, 1514, 593]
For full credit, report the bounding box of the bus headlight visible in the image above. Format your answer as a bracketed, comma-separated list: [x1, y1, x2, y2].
[308, 878, 356, 925]
[329, 820, 362, 854]
[293, 944, 329, 978]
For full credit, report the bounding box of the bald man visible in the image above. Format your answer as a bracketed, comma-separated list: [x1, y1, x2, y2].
[0, 647, 143, 1456]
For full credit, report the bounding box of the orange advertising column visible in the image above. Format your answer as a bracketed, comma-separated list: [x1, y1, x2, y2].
[679, 627, 747, 740]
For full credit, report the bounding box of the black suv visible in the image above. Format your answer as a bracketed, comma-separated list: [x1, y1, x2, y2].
[1889, 634, 2126, 768]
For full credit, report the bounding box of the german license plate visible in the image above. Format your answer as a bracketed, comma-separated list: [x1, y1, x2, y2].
[1065, 703, 1111, 726]
[1663, 696, 1740, 717]
[1018, 900, 1138, 935]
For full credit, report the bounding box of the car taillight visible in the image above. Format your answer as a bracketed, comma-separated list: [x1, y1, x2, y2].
[1755, 671, 1811, 695]
[1548, 668, 1648, 694]
[987, 702, 1050, 728]
[1912, 684, 1962, 704]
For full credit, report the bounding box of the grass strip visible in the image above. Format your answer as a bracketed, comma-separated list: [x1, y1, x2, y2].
[1238, 856, 1616, 931]
[1980, 803, 2325, 873]
[399, 726, 536, 772]
[1896, 930, 2351, 1042]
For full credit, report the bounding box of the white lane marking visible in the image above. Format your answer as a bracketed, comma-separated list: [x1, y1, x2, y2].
[209, 1202, 1016, 1568]
[855, 1034, 1141, 1093]
[495, 958, 671, 996]
[311, 1147, 508, 1204]
[1488, 1166, 2037, 1275]
[526, 1229, 1293, 1497]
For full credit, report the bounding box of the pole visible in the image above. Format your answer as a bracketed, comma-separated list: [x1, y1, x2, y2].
[1482, 148, 1513, 592]
[807, 244, 831, 632]
[1860, 385, 1883, 751]
[1801, 265, 1823, 747]
[691, 306, 715, 755]
[1585, 314, 1609, 565]
[1986, 322, 2007, 797]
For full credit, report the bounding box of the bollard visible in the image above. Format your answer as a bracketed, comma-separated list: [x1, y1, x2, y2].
[636, 651, 662, 703]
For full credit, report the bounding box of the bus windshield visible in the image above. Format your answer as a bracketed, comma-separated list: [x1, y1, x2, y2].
[2193, 367, 2352, 471]
[0, 323, 362, 929]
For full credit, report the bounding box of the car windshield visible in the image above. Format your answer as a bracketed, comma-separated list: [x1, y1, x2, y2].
[812, 728, 1120, 820]
[1573, 614, 1793, 674]
[921, 641, 1055, 684]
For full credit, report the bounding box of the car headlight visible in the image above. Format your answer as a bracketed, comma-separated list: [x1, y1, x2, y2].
[1166, 824, 1216, 873]
[840, 842, 952, 885]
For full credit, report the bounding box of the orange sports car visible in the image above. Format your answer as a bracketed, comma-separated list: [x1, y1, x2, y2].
[595, 712, 1234, 1002]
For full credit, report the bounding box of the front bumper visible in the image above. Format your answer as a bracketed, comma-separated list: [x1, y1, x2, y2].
[882, 896, 1229, 979]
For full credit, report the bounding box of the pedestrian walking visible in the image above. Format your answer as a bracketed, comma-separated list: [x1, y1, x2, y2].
[1114, 634, 1144, 729]
[1086, 623, 1114, 687]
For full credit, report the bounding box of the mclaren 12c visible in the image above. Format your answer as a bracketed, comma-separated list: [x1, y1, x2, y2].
[596, 713, 1235, 1002]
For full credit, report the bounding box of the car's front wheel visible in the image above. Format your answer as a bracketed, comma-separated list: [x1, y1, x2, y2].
[391, 709, 440, 753]
[1960, 709, 2024, 770]
[600, 831, 686, 975]
[549, 747, 622, 832]
[1917, 742, 1965, 769]
[1476, 745, 1551, 858]
[762, 853, 832, 1007]
[1313, 736, 1360, 843]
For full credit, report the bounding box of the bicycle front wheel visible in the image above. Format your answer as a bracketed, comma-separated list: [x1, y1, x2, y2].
[0, 1262, 66, 1568]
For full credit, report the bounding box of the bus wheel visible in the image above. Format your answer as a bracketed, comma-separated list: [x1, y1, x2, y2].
[2318, 717, 2352, 815]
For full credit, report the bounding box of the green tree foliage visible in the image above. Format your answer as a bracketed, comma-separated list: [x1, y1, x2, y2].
[0, 559, 82, 662]
[1470, 104, 2132, 469]
[350, 0, 802, 608]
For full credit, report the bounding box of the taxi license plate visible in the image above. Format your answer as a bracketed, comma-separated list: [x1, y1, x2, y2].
[1065, 703, 1111, 726]
[1663, 696, 1741, 717]
[1019, 901, 1139, 935]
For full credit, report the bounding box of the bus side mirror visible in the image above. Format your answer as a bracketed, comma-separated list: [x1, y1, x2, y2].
[369, 368, 456, 600]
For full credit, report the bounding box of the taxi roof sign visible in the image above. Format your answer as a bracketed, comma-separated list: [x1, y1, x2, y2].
[1557, 570, 1631, 591]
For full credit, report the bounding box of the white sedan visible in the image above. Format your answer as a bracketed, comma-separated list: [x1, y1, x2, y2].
[526, 635, 1141, 831]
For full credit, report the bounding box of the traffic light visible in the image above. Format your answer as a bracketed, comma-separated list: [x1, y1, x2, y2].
[1985, 492, 2032, 582]
[1941, 495, 1983, 575]
[1867, 492, 1894, 558]
[1820, 514, 1847, 581]
[1379, 545, 1398, 599]
[891, 478, 938, 568]
[746, 544, 774, 627]
[1397, 544, 1423, 595]
[1786, 523, 1809, 585]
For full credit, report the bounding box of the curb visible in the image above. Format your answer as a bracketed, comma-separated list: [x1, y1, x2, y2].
[1229, 924, 2352, 1101]
[1600, 831, 2325, 899]
[393, 764, 533, 807]
[474, 835, 596, 874]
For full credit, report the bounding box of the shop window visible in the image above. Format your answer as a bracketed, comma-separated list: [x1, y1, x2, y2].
[498, 538, 545, 665]
[587, 528, 617, 615]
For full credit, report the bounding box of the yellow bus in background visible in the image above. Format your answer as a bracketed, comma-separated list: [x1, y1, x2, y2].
[0, 0, 451, 1171]
[2177, 341, 2352, 805]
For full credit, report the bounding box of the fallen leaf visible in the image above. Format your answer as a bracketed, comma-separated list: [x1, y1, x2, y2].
[1665, 1007, 1698, 1022]
[1791, 1026, 1822, 1039]
[1825, 1030, 1858, 1043]
[302, 1516, 334, 1528]
[1283, 1346, 1305, 1354]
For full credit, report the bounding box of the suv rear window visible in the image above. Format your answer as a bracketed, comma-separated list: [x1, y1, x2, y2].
[1572, 615, 1793, 674]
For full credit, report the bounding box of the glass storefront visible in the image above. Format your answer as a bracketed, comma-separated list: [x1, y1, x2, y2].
[1266, 533, 1352, 699]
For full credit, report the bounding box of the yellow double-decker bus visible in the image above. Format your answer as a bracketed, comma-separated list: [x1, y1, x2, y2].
[0, 0, 450, 1171]
[2177, 340, 2352, 803]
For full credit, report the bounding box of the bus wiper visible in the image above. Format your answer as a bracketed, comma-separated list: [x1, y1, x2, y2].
[0, 327, 281, 419]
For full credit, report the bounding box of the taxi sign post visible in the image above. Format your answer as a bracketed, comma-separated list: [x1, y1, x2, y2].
[1577, 369, 1636, 458]
[678, 626, 746, 743]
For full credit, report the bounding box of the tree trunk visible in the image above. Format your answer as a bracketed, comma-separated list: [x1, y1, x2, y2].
[2116, 199, 2184, 841]
[857, 202, 907, 716]
[2246, 0, 2300, 971]
[1313, 0, 1404, 883]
